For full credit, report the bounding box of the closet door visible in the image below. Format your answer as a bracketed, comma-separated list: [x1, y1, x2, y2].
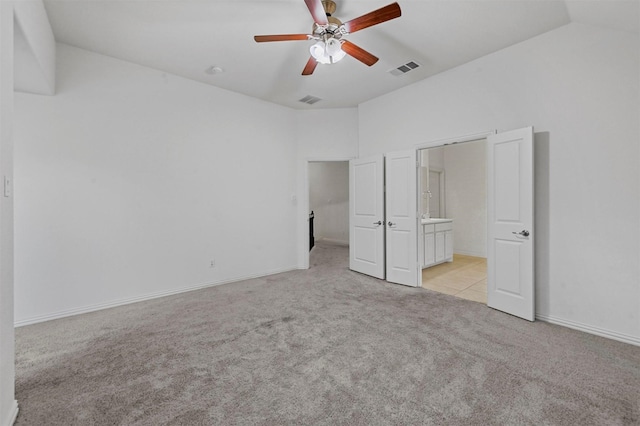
[487, 127, 535, 321]
[385, 150, 419, 287]
[349, 155, 385, 279]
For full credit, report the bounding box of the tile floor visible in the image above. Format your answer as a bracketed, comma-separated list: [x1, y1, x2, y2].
[421, 254, 487, 304]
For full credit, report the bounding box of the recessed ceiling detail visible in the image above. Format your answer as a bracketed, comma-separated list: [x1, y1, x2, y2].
[389, 61, 420, 77]
[41, 0, 625, 109]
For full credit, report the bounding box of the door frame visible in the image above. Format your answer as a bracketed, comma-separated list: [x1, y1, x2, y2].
[414, 130, 496, 289]
[300, 157, 355, 270]
[414, 130, 497, 151]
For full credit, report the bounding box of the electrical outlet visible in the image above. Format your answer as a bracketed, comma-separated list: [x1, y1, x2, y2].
[209, 259, 216, 268]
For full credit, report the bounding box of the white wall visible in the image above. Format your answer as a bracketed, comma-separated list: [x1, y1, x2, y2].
[309, 161, 349, 245]
[359, 23, 640, 344]
[14, 44, 299, 325]
[13, 0, 55, 95]
[295, 108, 358, 267]
[443, 142, 486, 257]
[0, 2, 17, 425]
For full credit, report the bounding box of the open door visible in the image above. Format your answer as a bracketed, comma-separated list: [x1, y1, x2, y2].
[349, 155, 385, 279]
[487, 127, 535, 321]
[385, 150, 419, 287]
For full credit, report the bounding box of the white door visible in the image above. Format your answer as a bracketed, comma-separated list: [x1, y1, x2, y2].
[349, 155, 385, 279]
[487, 127, 535, 321]
[385, 150, 418, 287]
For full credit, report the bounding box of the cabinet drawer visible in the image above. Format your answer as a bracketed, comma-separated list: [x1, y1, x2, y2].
[435, 222, 452, 232]
[423, 224, 435, 234]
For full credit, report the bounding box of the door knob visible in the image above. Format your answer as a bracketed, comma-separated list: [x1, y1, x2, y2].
[388, 221, 396, 227]
[512, 230, 530, 237]
[373, 221, 382, 226]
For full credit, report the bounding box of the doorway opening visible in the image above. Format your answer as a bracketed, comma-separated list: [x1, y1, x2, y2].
[308, 160, 349, 267]
[418, 139, 488, 304]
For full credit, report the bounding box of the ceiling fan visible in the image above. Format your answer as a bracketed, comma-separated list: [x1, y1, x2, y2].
[254, 0, 401, 75]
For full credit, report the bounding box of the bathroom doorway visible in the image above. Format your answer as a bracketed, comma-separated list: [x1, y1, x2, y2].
[419, 139, 488, 304]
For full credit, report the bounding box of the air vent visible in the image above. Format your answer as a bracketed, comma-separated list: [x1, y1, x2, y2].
[298, 95, 322, 105]
[389, 61, 421, 76]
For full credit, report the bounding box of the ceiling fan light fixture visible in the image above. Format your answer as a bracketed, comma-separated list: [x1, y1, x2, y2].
[254, 1, 402, 75]
[325, 37, 342, 56]
[309, 39, 346, 65]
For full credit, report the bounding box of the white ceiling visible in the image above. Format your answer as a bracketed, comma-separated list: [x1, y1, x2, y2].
[42, 0, 639, 110]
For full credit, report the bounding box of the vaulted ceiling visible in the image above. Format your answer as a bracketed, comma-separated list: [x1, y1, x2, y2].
[38, 0, 640, 109]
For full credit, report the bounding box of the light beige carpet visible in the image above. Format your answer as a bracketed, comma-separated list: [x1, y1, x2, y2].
[14, 242, 640, 425]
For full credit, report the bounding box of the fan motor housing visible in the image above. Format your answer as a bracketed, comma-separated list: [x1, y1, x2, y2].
[322, 0, 337, 15]
[312, 0, 343, 37]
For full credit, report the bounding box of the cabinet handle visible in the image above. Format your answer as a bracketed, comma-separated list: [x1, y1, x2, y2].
[373, 221, 382, 226]
[512, 230, 530, 237]
[388, 221, 396, 227]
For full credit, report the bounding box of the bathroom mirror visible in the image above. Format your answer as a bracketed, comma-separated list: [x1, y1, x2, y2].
[420, 148, 445, 218]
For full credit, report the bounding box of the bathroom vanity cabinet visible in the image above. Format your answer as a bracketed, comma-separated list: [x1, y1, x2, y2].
[421, 219, 453, 268]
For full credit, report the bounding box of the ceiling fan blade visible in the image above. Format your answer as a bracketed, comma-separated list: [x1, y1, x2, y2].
[342, 2, 401, 34]
[304, 0, 329, 25]
[254, 34, 310, 43]
[302, 56, 319, 75]
[341, 40, 379, 66]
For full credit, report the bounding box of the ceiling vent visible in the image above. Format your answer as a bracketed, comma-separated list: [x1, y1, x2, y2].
[298, 95, 323, 105]
[389, 61, 420, 76]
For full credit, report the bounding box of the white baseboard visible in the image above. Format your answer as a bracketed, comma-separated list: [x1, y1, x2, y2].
[3, 400, 18, 426]
[15, 266, 298, 327]
[453, 250, 486, 258]
[316, 237, 349, 246]
[536, 313, 640, 347]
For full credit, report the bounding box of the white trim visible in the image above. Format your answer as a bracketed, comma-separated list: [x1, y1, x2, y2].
[453, 249, 486, 258]
[3, 400, 18, 426]
[306, 156, 355, 162]
[415, 130, 496, 150]
[14, 266, 297, 327]
[536, 313, 640, 347]
[315, 237, 349, 246]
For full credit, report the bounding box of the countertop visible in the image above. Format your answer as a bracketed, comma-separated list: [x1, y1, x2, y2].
[421, 218, 453, 225]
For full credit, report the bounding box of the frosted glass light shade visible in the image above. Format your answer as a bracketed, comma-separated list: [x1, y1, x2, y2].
[325, 38, 342, 56]
[309, 39, 346, 64]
